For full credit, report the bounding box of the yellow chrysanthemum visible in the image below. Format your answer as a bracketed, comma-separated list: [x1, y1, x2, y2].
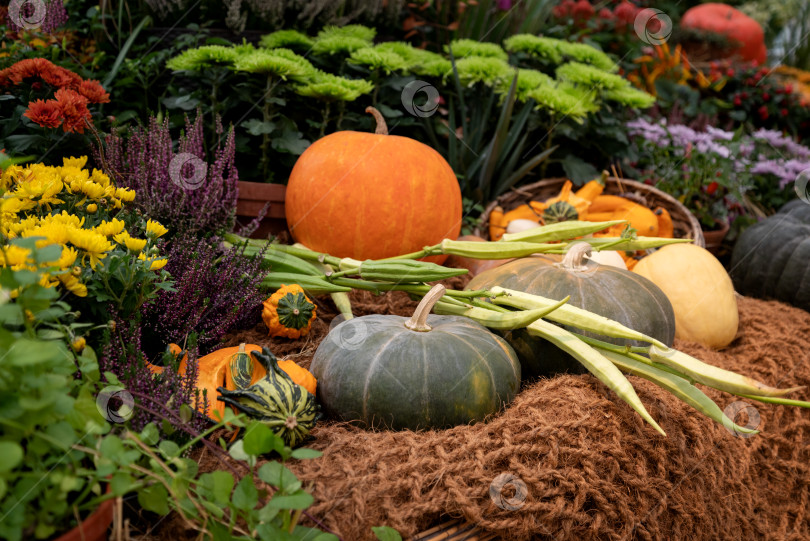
[23, 222, 73, 245]
[0, 164, 24, 190]
[115, 187, 136, 202]
[38, 272, 59, 289]
[124, 236, 147, 253]
[47, 211, 84, 228]
[96, 218, 126, 237]
[145, 220, 168, 238]
[90, 169, 111, 187]
[1, 196, 37, 215]
[148, 258, 168, 271]
[62, 156, 88, 169]
[46, 245, 78, 269]
[6, 215, 39, 238]
[68, 228, 114, 268]
[86, 203, 98, 214]
[79, 180, 106, 200]
[58, 274, 88, 297]
[0, 245, 32, 267]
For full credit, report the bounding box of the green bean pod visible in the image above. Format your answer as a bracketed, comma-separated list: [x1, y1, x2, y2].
[560, 236, 693, 252]
[357, 259, 468, 282]
[527, 318, 665, 436]
[261, 272, 352, 296]
[227, 243, 323, 276]
[501, 220, 627, 243]
[649, 345, 804, 398]
[490, 287, 667, 348]
[440, 239, 559, 259]
[433, 296, 570, 330]
[599, 349, 758, 435]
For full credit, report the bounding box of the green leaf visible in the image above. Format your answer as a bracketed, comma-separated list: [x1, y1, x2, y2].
[258, 462, 300, 493]
[291, 526, 338, 540]
[266, 489, 314, 510]
[138, 484, 170, 515]
[243, 119, 276, 136]
[560, 154, 600, 185]
[111, 472, 137, 495]
[372, 526, 402, 541]
[232, 475, 258, 511]
[0, 442, 23, 472]
[242, 422, 282, 456]
[140, 423, 160, 446]
[159, 440, 181, 458]
[290, 448, 323, 460]
[199, 471, 234, 505]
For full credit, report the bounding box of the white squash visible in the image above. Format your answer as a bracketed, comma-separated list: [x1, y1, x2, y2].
[633, 243, 738, 348]
[586, 250, 627, 270]
[505, 219, 541, 235]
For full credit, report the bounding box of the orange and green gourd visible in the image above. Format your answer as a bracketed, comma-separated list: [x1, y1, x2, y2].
[262, 284, 317, 339]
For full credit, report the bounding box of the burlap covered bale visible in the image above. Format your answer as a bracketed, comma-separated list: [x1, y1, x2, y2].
[278, 296, 810, 540]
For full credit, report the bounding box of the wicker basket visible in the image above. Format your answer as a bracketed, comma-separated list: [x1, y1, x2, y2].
[477, 177, 705, 248]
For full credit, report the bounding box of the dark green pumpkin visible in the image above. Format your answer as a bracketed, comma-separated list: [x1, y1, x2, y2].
[309, 285, 520, 430]
[467, 246, 676, 379]
[731, 200, 810, 310]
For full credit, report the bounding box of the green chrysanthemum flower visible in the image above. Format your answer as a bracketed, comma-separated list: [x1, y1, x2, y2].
[312, 25, 375, 55]
[166, 45, 241, 71]
[557, 82, 600, 113]
[349, 47, 409, 74]
[452, 56, 515, 87]
[264, 48, 318, 76]
[497, 68, 555, 101]
[413, 57, 453, 78]
[503, 34, 563, 64]
[259, 29, 315, 50]
[374, 42, 423, 64]
[294, 72, 374, 101]
[312, 36, 372, 56]
[556, 41, 617, 72]
[317, 24, 376, 42]
[232, 49, 310, 80]
[528, 83, 592, 120]
[603, 85, 656, 108]
[555, 62, 627, 90]
[446, 39, 509, 61]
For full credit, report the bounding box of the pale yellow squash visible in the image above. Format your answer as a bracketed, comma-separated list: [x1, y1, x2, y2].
[633, 243, 738, 348]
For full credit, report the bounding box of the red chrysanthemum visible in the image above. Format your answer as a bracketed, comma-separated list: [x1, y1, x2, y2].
[1, 58, 52, 86]
[41, 65, 82, 89]
[54, 88, 91, 133]
[77, 79, 110, 104]
[23, 99, 63, 129]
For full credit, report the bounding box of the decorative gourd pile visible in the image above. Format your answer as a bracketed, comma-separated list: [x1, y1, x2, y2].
[226, 219, 810, 439]
[487, 174, 674, 269]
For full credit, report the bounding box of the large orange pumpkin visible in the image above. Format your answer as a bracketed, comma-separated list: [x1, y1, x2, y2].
[681, 3, 766, 64]
[285, 107, 462, 263]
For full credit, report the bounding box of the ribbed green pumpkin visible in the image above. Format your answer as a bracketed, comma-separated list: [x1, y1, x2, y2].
[543, 201, 579, 223]
[467, 244, 676, 379]
[310, 286, 520, 430]
[731, 200, 810, 311]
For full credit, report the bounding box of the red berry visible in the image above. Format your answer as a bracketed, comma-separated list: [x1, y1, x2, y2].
[733, 96, 742, 106]
[762, 92, 770, 101]
[781, 108, 789, 117]
[785, 84, 794, 93]
[726, 68, 735, 77]
[706, 181, 719, 195]
[572, 0, 595, 19]
[758, 105, 769, 119]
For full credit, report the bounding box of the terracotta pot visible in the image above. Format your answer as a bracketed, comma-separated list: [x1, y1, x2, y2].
[53, 498, 114, 541]
[235, 181, 287, 239]
[702, 221, 730, 255]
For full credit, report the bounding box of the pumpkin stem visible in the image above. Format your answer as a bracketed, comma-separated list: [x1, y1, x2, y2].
[405, 284, 445, 332]
[365, 106, 388, 136]
[560, 242, 593, 271]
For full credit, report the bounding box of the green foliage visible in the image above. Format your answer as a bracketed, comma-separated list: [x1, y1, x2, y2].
[0, 259, 109, 541]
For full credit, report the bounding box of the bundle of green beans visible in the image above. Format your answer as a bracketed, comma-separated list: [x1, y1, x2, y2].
[223, 221, 809, 436]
